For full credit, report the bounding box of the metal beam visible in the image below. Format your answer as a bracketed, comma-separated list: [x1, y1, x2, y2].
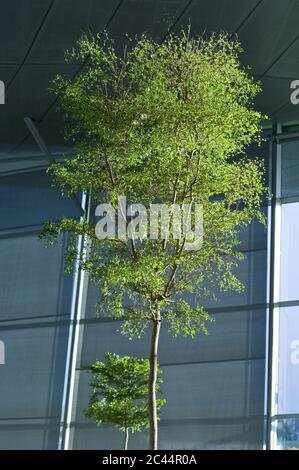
[266, 123, 282, 449]
[24, 117, 84, 216]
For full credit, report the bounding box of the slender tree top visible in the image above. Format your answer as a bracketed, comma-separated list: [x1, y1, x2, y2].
[85, 353, 165, 432]
[41, 30, 268, 338]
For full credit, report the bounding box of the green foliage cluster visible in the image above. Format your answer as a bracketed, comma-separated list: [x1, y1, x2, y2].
[85, 353, 165, 433]
[41, 30, 268, 339]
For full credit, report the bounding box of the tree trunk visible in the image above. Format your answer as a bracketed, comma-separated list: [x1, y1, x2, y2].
[124, 427, 129, 450]
[148, 311, 161, 450]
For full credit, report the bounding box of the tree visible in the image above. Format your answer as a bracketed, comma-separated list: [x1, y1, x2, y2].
[41, 30, 268, 449]
[85, 353, 165, 450]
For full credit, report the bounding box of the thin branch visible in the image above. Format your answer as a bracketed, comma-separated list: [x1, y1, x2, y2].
[103, 153, 137, 258]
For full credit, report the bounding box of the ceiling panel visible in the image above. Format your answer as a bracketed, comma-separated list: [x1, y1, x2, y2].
[254, 77, 293, 117]
[35, 106, 70, 147]
[0, 64, 17, 84]
[0, 0, 53, 63]
[27, 0, 121, 64]
[173, 0, 260, 36]
[268, 37, 299, 78]
[272, 101, 299, 123]
[1, 0, 299, 174]
[108, 0, 190, 45]
[237, 0, 299, 75]
[0, 64, 77, 144]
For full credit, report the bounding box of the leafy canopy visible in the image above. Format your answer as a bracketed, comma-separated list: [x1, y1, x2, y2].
[41, 30, 267, 338]
[85, 353, 165, 432]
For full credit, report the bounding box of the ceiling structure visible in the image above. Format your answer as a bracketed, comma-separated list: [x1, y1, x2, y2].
[1, 0, 299, 173]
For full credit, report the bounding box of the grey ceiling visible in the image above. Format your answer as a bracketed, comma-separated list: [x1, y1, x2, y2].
[1, 0, 299, 173]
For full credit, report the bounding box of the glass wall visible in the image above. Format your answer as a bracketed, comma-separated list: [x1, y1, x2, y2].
[278, 307, 299, 416]
[270, 137, 299, 449]
[3, 129, 296, 450]
[0, 169, 78, 449]
[71, 315, 266, 449]
[68, 142, 269, 450]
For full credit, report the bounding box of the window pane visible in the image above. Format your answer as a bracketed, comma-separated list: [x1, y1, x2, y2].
[0, 419, 60, 450]
[201, 250, 267, 308]
[0, 324, 68, 420]
[0, 233, 73, 321]
[72, 418, 264, 450]
[278, 307, 299, 415]
[75, 359, 265, 423]
[85, 250, 268, 317]
[79, 310, 266, 366]
[280, 202, 299, 302]
[237, 205, 268, 252]
[276, 418, 299, 450]
[282, 141, 299, 198]
[73, 359, 265, 449]
[0, 170, 80, 230]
